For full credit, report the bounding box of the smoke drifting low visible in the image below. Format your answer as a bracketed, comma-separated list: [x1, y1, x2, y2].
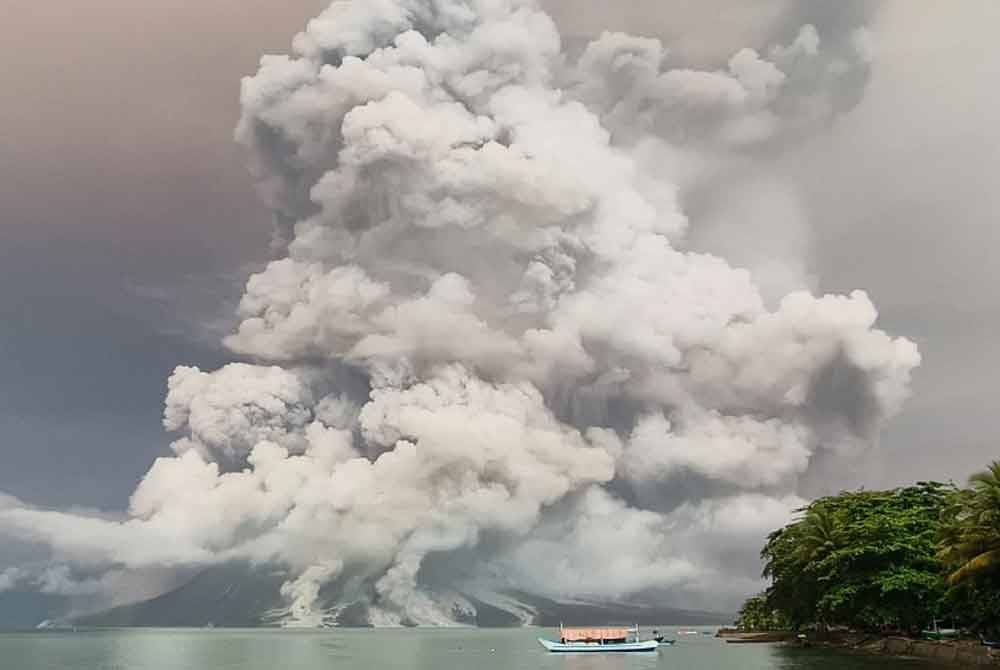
[0, 0, 918, 623]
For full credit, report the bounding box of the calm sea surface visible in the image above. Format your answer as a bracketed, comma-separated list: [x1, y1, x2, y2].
[0, 625, 952, 670]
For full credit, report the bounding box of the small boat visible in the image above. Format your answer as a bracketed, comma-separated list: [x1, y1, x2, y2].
[922, 619, 959, 640]
[677, 629, 701, 635]
[538, 625, 664, 653]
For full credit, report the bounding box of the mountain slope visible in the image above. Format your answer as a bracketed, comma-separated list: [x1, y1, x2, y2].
[75, 563, 732, 628]
[75, 563, 287, 628]
[0, 591, 69, 630]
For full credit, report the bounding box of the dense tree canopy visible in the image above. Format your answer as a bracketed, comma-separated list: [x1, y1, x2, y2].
[761, 482, 950, 632]
[750, 462, 1000, 636]
[735, 593, 789, 632]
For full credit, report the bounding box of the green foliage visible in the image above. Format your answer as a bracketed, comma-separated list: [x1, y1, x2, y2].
[759, 482, 952, 633]
[735, 593, 789, 631]
[938, 461, 1000, 633]
[750, 463, 1000, 635]
[941, 574, 1000, 636]
[940, 461, 1000, 584]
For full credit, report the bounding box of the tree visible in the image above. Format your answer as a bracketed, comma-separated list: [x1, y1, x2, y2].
[938, 461, 1000, 634]
[761, 505, 842, 629]
[940, 461, 1000, 585]
[735, 593, 788, 631]
[761, 516, 820, 628]
[761, 483, 951, 633]
[756, 464, 1000, 636]
[795, 506, 841, 567]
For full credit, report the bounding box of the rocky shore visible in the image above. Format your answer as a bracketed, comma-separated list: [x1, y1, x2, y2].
[717, 628, 1000, 666]
[801, 634, 1000, 667]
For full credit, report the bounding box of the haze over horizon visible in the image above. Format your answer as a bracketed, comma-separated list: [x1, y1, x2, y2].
[1, 0, 998, 623]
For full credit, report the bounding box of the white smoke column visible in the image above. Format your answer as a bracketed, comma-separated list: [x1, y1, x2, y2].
[0, 0, 918, 623]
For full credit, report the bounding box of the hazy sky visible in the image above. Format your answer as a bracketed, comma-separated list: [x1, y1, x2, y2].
[1, 0, 324, 508]
[1, 0, 997, 516]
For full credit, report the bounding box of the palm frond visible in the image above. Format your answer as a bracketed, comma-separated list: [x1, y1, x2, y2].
[947, 548, 1000, 585]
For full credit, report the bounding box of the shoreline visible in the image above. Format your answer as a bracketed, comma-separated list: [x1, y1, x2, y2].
[798, 635, 1000, 667]
[718, 629, 1000, 667]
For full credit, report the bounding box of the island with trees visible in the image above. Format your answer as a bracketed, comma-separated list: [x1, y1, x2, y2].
[735, 460, 1000, 656]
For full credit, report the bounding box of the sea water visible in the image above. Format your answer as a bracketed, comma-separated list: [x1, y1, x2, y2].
[0, 625, 950, 670]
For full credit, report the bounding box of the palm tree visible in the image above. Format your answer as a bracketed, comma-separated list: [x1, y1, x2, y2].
[759, 505, 841, 632]
[795, 506, 841, 568]
[942, 461, 1000, 585]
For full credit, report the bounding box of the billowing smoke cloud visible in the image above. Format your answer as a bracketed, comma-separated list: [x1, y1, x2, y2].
[0, 0, 918, 623]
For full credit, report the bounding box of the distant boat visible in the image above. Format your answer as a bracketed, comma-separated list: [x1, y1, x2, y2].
[538, 625, 667, 653]
[677, 629, 701, 635]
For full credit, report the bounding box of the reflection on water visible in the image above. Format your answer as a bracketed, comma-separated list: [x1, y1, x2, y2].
[0, 626, 951, 670]
[554, 652, 660, 670]
[771, 645, 942, 670]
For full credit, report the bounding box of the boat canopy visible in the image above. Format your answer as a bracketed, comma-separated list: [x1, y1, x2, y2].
[561, 627, 631, 641]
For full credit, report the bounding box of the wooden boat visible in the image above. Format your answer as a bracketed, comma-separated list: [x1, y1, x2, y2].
[538, 625, 666, 653]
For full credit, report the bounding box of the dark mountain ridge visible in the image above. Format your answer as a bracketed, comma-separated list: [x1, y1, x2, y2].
[66, 563, 731, 628]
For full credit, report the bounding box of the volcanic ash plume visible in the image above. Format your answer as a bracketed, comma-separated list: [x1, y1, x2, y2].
[0, 0, 918, 624]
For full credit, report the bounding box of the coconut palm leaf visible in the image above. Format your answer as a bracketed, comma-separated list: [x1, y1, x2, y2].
[941, 461, 1000, 586]
[947, 548, 1000, 585]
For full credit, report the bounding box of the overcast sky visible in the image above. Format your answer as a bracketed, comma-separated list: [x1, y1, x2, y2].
[1, 0, 997, 513]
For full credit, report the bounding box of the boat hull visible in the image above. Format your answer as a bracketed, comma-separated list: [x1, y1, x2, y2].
[538, 638, 660, 653]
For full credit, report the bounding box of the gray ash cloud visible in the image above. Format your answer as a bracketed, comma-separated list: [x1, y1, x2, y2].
[0, 0, 918, 624]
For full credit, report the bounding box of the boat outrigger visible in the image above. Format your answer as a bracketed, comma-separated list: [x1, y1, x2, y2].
[538, 625, 669, 653]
